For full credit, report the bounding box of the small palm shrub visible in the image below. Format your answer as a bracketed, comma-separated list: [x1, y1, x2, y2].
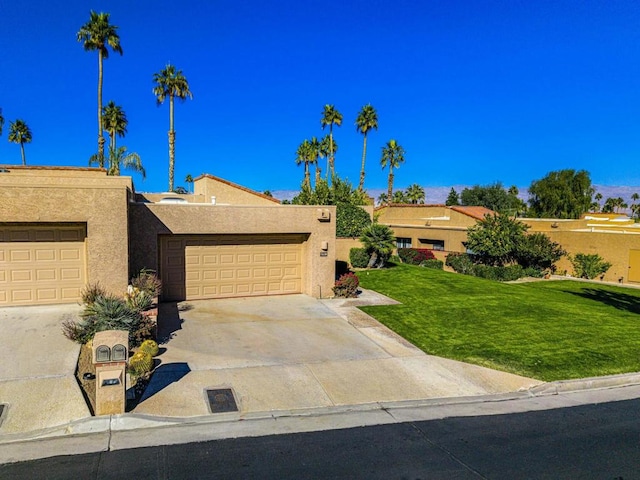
[130, 269, 162, 298]
[360, 223, 396, 268]
[138, 339, 159, 357]
[128, 351, 153, 376]
[420, 259, 444, 270]
[571, 253, 612, 279]
[349, 248, 370, 268]
[332, 273, 360, 298]
[398, 248, 436, 265]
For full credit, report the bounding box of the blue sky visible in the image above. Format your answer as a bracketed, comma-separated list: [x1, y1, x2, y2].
[1, 0, 640, 198]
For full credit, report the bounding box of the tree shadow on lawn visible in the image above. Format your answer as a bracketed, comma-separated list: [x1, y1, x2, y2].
[564, 288, 640, 315]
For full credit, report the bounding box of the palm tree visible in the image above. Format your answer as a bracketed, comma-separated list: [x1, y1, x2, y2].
[185, 174, 194, 193]
[360, 223, 396, 268]
[406, 184, 425, 204]
[631, 193, 639, 220]
[320, 105, 342, 181]
[594, 192, 603, 212]
[377, 192, 388, 205]
[77, 11, 123, 166]
[0, 108, 4, 137]
[380, 139, 406, 203]
[393, 190, 408, 204]
[153, 64, 193, 192]
[101, 101, 127, 152]
[8, 119, 32, 165]
[295, 139, 313, 189]
[309, 136, 321, 185]
[320, 135, 338, 180]
[107, 145, 145, 178]
[355, 104, 378, 191]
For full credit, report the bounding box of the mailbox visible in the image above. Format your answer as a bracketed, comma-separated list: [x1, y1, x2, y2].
[92, 330, 128, 415]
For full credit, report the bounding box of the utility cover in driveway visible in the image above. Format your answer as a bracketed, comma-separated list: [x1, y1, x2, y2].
[206, 388, 238, 413]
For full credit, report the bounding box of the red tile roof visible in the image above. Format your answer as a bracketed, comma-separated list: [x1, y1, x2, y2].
[450, 206, 495, 220]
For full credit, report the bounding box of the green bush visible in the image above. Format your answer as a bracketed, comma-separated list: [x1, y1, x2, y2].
[445, 253, 475, 275]
[515, 233, 565, 270]
[336, 203, 371, 238]
[420, 259, 444, 270]
[523, 267, 544, 278]
[125, 287, 154, 313]
[350, 247, 370, 268]
[332, 272, 360, 298]
[473, 264, 524, 281]
[571, 253, 612, 279]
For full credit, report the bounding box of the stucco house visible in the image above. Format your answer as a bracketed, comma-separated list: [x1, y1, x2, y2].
[365, 204, 640, 284]
[0, 167, 336, 306]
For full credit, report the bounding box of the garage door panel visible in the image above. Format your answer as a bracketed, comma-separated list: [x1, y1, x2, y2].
[161, 235, 303, 301]
[0, 225, 87, 306]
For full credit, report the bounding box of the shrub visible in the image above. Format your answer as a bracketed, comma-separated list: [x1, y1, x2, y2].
[360, 223, 396, 268]
[349, 247, 370, 268]
[515, 233, 566, 270]
[398, 248, 436, 265]
[63, 295, 142, 345]
[523, 267, 544, 278]
[336, 203, 371, 238]
[130, 269, 162, 298]
[80, 282, 107, 305]
[420, 259, 444, 270]
[473, 264, 524, 282]
[128, 351, 153, 376]
[124, 287, 154, 313]
[138, 339, 159, 357]
[332, 273, 360, 298]
[131, 314, 156, 347]
[445, 253, 475, 275]
[571, 253, 612, 279]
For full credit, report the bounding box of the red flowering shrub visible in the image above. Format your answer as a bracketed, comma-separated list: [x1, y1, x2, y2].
[332, 273, 360, 298]
[398, 248, 436, 265]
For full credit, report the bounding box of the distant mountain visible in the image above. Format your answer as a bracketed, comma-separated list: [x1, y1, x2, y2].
[272, 185, 640, 210]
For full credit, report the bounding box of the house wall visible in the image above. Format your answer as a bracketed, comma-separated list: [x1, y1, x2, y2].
[194, 175, 280, 206]
[129, 204, 336, 298]
[0, 166, 132, 294]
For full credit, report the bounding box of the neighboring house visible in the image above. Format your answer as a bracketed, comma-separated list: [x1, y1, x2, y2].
[0, 167, 335, 306]
[353, 204, 640, 285]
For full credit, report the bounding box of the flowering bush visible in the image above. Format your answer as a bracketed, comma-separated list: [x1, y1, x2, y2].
[332, 273, 360, 298]
[398, 248, 436, 265]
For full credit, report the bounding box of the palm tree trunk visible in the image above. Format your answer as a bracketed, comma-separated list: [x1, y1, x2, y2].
[358, 134, 368, 191]
[97, 50, 104, 165]
[315, 165, 321, 186]
[328, 127, 334, 184]
[387, 168, 394, 204]
[20, 142, 26, 166]
[304, 163, 310, 189]
[168, 94, 175, 192]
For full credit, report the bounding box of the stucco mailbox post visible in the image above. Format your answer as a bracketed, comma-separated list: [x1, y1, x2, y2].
[92, 330, 128, 415]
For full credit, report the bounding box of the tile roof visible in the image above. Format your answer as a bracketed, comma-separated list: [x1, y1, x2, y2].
[450, 206, 495, 220]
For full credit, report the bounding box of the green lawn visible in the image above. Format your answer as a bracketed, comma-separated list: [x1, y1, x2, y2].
[357, 264, 640, 381]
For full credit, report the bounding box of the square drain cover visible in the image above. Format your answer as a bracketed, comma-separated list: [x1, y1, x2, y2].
[206, 388, 238, 413]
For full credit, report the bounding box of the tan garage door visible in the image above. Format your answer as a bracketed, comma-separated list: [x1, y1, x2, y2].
[161, 234, 304, 301]
[0, 224, 87, 306]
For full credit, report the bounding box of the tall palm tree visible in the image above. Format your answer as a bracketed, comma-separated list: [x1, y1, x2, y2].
[295, 139, 313, 189]
[153, 64, 193, 192]
[185, 174, 194, 193]
[8, 119, 32, 165]
[406, 184, 425, 204]
[107, 145, 145, 178]
[309, 136, 321, 185]
[77, 11, 123, 166]
[355, 104, 378, 191]
[320, 135, 337, 179]
[380, 139, 406, 203]
[0, 108, 4, 137]
[101, 101, 127, 152]
[320, 104, 342, 181]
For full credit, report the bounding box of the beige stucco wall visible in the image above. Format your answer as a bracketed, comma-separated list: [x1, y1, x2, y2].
[194, 175, 280, 206]
[336, 238, 363, 264]
[129, 204, 336, 298]
[0, 166, 132, 295]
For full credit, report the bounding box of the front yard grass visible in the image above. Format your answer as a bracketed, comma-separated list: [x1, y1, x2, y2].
[357, 264, 640, 381]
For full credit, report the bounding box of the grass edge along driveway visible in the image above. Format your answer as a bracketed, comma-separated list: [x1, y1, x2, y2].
[357, 264, 640, 382]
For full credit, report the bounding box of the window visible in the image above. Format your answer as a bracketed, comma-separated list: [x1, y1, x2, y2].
[419, 239, 445, 251]
[112, 344, 127, 361]
[396, 237, 412, 249]
[96, 345, 110, 362]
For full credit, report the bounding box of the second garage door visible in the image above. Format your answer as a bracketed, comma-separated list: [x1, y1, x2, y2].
[161, 234, 305, 301]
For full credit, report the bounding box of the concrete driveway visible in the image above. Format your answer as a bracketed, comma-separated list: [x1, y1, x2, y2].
[134, 292, 540, 417]
[0, 305, 90, 434]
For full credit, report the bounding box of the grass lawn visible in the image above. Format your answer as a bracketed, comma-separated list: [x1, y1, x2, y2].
[357, 264, 640, 381]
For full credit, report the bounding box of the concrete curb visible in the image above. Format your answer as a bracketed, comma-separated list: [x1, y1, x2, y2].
[1, 371, 639, 464]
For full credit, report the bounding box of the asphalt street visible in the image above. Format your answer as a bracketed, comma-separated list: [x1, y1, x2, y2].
[2, 397, 639, 479]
